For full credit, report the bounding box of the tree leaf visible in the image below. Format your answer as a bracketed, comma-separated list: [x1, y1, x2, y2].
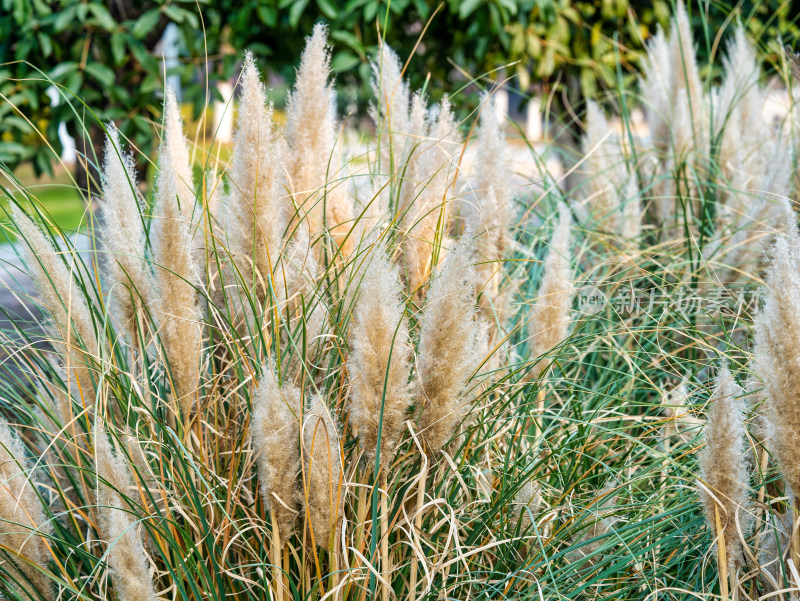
[110, 33, 126, 66]
[331, 50, 360, 73]
[289, 0, 311, 27]
[88, 4, 116, 30]
[459, 0, 482, 19]
[132, 9, 161, 39]
[85, 62, 116, 88]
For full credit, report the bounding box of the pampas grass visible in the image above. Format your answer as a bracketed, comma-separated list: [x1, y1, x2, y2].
[416, 237, 485, 453]
[347, 240, 412, 462]
[94, 426, 157, 601]
[286, 23, 338, 238]
[698, 365, 750, 575]
[301, 394, 343, 549]
[150, 92, 202, 415]
[0, 421, 53, 600]
[226, 52, 284, 297]
[3, 9, 800, 600]
[754, 222, 800, 497]
[250, 360, 302, 540]
[99, 125, 150, 340]
[526, 201, 574, 380]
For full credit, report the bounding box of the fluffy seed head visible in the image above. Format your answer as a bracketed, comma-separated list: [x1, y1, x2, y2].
[227, 52, 284, 292]
[152, 116, 202, 412]
[416, 237, 486, 452]
[465, 92, 514, 272]
[100, 124, 150, 335]
[10, 205, 98, 401]
[347, 241, 413, 461]
[698, 365, 750, 572]
[250, 361, 302, 539]
[301, 395, 343, 548]
[403, 95, 460, 293]
[163, 87, 195, 212]
[286, 23, 336, 237]
[527, 202, 575, 379]
[754, 221, 800, 497]
[0, 421, 53, 600]
[95, 427, 157, 601]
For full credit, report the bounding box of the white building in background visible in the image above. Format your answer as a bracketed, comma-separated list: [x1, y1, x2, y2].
[160, 23, 181, 97]
[525, 97, 542, 141]
[213, 81, 234, 143]
[45, 86, 77, 166]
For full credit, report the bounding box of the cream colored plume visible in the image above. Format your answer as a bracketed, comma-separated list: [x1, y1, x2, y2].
[227, 52, 284, 297]
[151, 97, 202, 415]
[698, 365, 750, 571]
[527, 202, 575, 379]
[754, 220, 800, 498]
[397, 90, 432, 219]
[639, 1, 708, 229]
[0, 421, 54, 600]
[251, 360, 302, 539]
[465, 93, 515, 298]
[416, 237, 486, 452]
[370, 43, 411, 184]
[163, 87, 195, 211]
[95, 427, 157, 601]
[11, 205, 98, 400]
[669, 1, 705, 149]
[286, 23, 338, 238]
[704, 145, 794, 287]
[100, 124, 150, 336]
[714, 28, 765, 183]
[403, 95, 460, 294]
[347, 240, 413, 462]
[301, 395, 343, 548]
[640, 27, 671, 151]
[581, 101, 640, 242]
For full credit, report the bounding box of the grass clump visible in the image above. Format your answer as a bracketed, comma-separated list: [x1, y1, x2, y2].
[2, 5, 800, 600]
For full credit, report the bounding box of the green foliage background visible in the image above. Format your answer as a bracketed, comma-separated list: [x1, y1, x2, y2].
[1, 0, 798, 177]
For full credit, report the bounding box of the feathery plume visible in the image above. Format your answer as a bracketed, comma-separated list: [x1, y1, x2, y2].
[227, 52, 284, 296]
[100, 124, 150, 336]
[465, 93, 514, 301]
[348, 241, 413, 462]
[640, 27, 671, 152]
[11, 205, 98, 400]
[469, 94, 513, 255]
[325, 141, 356, 256]
[163, 87, 195, 211]
[705, 149, 794, 287]
[662, 381, 702, 444]
[416, 237, 485, 452]
[250, 360, 302, 539]
[0, 421, 53, 600]
[715, 28, 764, 181]
[370, 44, 411, 182]
[754, 220, 800, 497]
[286, 23, 337, 238]
[301, 395, 343, 548]
[403, 96, 460, 293]
[94, 427, 157, 601]
[670, 1, 704, 138]
[698, 365, 750, 571]
[581, 101, 640, 242]
[397, 90, 431, 218]
[527, 202, 575, 379]
[151, 100, 202, 414]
